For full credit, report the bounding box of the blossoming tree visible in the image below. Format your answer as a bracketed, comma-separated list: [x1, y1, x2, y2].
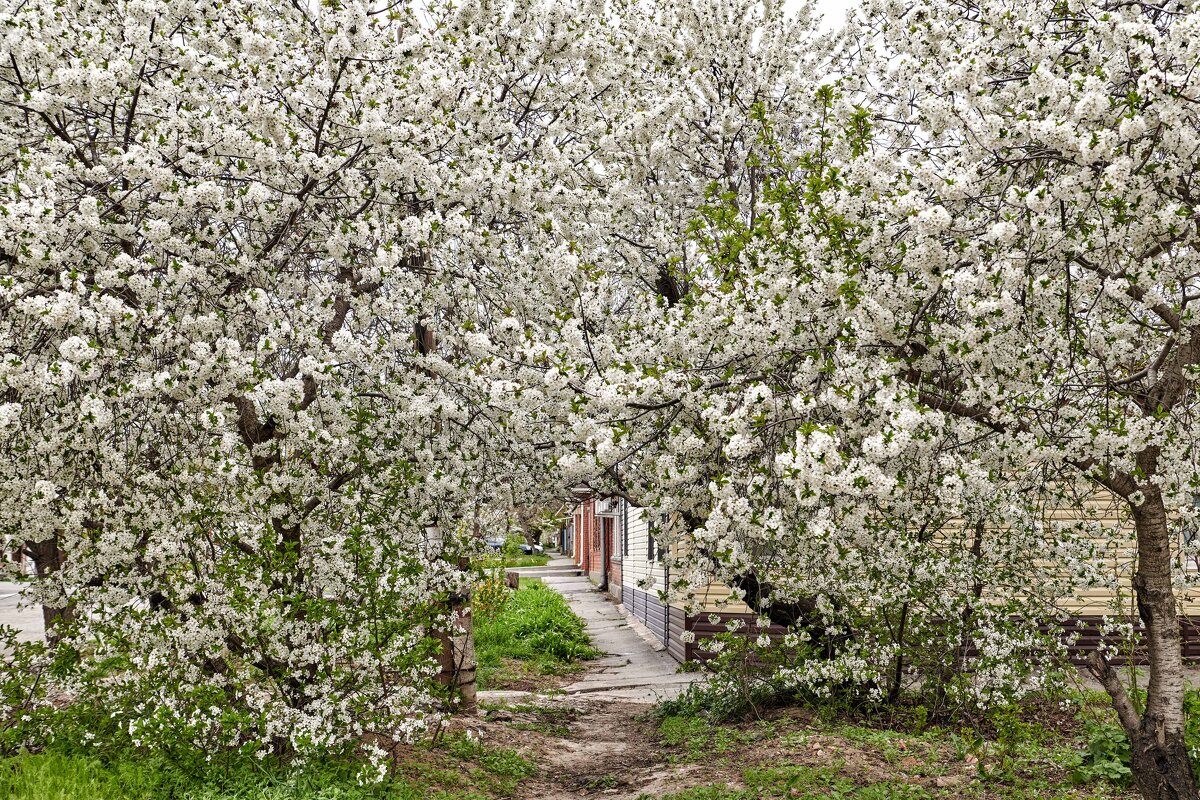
[569, 0, 1200, 795]
[0, 0, 659, 762]
[835, 2, 1200, 793]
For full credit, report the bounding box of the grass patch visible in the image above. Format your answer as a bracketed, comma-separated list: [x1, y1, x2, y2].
[483, 701, 578, 737]
[0, 734, 534, 800]
[479, 554, 550, 569]
[474, 581, 599, 691]
[659, 715, 769, 761]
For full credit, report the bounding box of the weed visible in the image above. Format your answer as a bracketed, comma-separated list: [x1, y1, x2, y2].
[444, 735, 534, 780]
[1061, 684, 1200, 787]
[473, 575, 511, 621]
[1062, 720, 1134, 787]
[658, 715, 763, 761]
[580, 774, 621, 790]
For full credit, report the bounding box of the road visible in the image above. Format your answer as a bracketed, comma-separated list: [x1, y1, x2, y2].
[0, 581, 44, 642]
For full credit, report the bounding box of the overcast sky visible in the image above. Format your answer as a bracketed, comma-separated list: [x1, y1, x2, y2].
[802, 0, 860, 30]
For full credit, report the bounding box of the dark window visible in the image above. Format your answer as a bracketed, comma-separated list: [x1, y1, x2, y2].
[647, 515, 658, 562]
[621, 501, 629, 556]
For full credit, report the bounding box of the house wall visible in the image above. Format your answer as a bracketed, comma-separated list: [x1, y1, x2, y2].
[1043, 489, 1200, 616]
[664, 489, 1200, 666]
[620, 504, 669, 647]
[566, 497, 614, 586]
[573, 499, 594, 575]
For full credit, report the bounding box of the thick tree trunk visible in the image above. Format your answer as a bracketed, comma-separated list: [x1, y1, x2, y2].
[23, 536, 73, 645]
[1093, 490, 1198, 800]
[435, 590, 477, 713]
[436, 554, 477, 713]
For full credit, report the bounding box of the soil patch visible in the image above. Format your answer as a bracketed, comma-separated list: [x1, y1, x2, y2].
[474, 699, 720, 800]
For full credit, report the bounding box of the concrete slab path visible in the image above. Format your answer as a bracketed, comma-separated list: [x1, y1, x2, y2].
[507, 555, 701, 704]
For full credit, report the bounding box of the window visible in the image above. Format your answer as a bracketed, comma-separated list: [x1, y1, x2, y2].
[647, 512, 662, 562]
[621, 500, 629, 557]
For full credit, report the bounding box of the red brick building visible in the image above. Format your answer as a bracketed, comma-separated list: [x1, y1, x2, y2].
[564, 495, 622, 602]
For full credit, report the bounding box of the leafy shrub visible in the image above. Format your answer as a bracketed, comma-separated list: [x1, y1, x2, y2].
[0, 627, 50, 756]
[472, 574, 510, 622]
[656, 671, 798, 724]
[655, 632, 827, 723]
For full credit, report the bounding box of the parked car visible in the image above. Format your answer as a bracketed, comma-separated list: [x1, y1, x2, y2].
[518, 543, 545, 555]
[484, 536, 506, 551]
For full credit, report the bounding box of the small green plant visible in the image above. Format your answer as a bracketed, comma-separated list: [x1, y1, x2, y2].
[947, 728, 984, 763]
[581, 774, 621, 790]
[445, 734, 535, 780]
[654, 634, 803, 723]
[1185, 686, 1200, 765]
[987, 703, 1037, 772]
[1064, 685, 1200, 786]
[1064, 721, 1134, 787]
[472, 574, 510, 621]
[907, 704, 929, 734]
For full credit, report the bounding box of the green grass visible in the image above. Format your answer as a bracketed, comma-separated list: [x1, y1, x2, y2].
[479, 553, 550, 569]
[0, 735, 534, 800]
[637, 762, 1108, 800]
[659, 715, 771, 761]
[474, 581, 599, 690]
[483, 700, 578, 737]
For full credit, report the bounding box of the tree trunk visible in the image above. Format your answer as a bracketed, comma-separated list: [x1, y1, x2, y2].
[436, 555, 477, 713]
[23, 536, 73, 645]
[436, 589, 477, 713]
[1094, 489, 1198, 800]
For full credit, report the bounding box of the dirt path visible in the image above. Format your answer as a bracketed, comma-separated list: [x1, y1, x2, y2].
[473, 559, 706, 798]
[474, 697, 707, 800]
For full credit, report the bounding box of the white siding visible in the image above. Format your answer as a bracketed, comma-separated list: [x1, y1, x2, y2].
[621, 504, 667, 595]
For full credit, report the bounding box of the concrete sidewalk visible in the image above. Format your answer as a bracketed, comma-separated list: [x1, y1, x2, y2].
[519, 556, 701, 704]
[0, 581, 44, 642]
